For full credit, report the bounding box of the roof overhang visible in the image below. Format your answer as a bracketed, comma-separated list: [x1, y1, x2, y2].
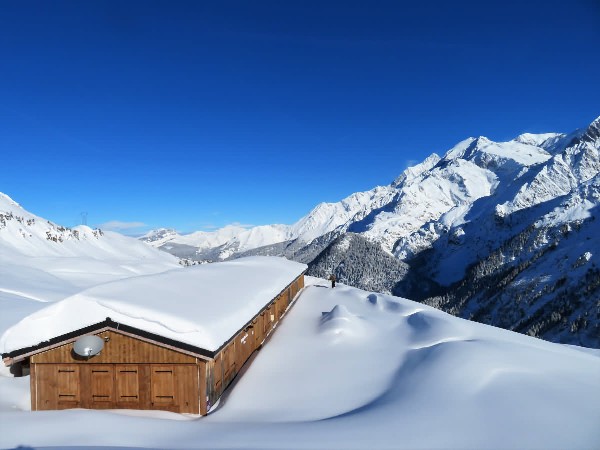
[2, 317, 216, 366]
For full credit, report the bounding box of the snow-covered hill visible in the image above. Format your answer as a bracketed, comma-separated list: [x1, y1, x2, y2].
[1, 278, 598, 449]
[0, 193, 180, 334]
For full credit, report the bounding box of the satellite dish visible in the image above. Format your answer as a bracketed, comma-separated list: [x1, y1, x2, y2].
[73, 335, 104, 358]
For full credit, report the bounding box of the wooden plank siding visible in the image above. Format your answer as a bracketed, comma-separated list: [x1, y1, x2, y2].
[31, 330, 197, 365]
[24, 272, 305, 415]
[33, 363, 201, 413]
[205, 274, 305, 410]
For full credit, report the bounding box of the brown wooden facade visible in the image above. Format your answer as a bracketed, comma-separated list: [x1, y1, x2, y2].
[4, 273, 305, 415]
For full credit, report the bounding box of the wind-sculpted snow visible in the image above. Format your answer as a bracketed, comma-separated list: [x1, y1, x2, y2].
[2, 277, 597, 449]
[318, 304, 370, 341]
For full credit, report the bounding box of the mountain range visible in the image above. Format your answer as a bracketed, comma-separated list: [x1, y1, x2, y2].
[141, 116, 600, 347]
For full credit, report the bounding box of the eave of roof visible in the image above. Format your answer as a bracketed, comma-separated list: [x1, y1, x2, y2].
[2, 317, 216, 365]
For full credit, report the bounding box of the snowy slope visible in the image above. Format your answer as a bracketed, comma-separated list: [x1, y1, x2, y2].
[0, 193, 179, 288]
[0, 278, 598, 449]
[513, 131, 564, 148]
[214, 224, 293, 259]
[140, 225, 249, 251]
[141, 223, 291, 259]
[0, 193, 181, 336]
[419, 172, 600, 346]
[288, 185, 396, 243]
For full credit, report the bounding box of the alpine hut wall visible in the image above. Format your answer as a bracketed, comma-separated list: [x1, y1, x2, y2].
[1, 256, 307, 415]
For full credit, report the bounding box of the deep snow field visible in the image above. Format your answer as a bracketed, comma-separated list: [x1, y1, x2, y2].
[1, 273, 599, 449]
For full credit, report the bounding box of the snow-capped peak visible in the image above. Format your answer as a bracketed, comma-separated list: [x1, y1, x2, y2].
[442, 135, 552, 168]
[512, 132, 564, 148]
[139, 228, 179, 244]
[392, 153, 441, 187]
[0, 192, 21, 209]
[572, 115, 600, 146]
[289, 185, 396, 244]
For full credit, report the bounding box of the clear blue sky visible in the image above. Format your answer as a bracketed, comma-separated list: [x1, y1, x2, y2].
[2, 1, 599, 235]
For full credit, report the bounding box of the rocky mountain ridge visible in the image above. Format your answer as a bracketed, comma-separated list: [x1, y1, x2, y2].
[143, 116, 600, 346]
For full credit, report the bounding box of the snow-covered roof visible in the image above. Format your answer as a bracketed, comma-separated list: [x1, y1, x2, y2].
[0, 256, 307, 355]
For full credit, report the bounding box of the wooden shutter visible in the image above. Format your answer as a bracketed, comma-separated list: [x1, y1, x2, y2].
[151, 365, 176, 404]
[116, 365, 140, 402]
[90, 366, 114, 402]
[57, 365, 80, 402]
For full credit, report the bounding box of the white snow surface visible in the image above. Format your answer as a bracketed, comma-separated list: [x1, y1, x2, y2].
[1, 277, 599, 449]
[289, 185, 395, 243]
[513, 132, 563, 148]
[0, 256, 307, 353]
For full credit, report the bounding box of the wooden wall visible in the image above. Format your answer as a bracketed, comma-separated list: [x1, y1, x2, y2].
[206, 273, 305, 408]
[31, 330, 197, 365]
[32, 363, 203, 414]
[30, 331, 206, 414]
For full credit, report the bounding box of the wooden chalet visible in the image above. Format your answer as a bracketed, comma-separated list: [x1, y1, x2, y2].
[2, 256, 307, 415]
